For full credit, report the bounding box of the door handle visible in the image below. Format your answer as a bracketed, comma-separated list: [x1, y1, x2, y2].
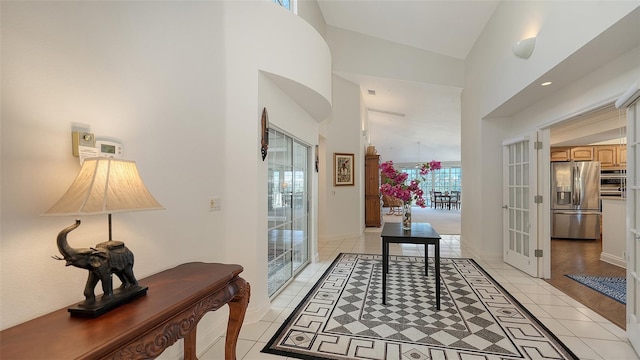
[554, 210, 601, 215]
[571, 164, 580, 205]
[502, 205, 508, 209]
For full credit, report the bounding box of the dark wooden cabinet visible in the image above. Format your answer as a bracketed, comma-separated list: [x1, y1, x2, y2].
[365, 154, 381, 227]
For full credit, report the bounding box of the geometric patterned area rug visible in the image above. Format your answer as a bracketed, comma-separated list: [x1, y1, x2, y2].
[263, 253, 578, 360]
[566, 274, 626, 304]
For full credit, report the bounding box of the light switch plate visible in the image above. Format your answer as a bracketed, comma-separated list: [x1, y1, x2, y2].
[209, 197, 221, 211]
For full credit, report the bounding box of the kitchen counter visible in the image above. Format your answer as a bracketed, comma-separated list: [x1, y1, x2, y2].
[601, 198, 626, 268]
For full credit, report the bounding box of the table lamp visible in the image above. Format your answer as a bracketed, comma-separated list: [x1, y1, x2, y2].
[45, 157, 164, 317]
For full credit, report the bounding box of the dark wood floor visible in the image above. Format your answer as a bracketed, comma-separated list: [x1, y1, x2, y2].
[545, 238, 626, 329]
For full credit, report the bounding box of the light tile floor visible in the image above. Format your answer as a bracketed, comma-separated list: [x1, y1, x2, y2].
[202, 232, 640, 360]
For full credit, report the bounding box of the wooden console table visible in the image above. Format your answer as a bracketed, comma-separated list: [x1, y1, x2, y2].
[0, 262, 250, 360]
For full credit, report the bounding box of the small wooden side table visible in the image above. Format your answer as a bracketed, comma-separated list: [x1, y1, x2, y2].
[0, 262, 250, 360]
[381, 222, 441, 310]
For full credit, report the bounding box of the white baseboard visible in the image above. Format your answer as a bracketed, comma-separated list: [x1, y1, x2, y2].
[245, 298, 272, 323]
[600, 252, 627, 269]
[318, 232, 363, 242]
[461, 241, 502, 262]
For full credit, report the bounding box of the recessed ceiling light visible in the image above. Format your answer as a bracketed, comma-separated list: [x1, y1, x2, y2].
[368, 89, 376, 95]
[541, 81, 552, 86]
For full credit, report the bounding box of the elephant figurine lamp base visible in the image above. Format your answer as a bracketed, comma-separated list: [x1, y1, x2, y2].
[68, 285, 148, 318]
[53, 220, 149, 318]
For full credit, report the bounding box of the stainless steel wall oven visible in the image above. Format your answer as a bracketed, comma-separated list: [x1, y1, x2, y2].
[601, 170, 626, 197]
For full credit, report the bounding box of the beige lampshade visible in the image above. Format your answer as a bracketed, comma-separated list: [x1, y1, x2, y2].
[45, 158, 164, 215]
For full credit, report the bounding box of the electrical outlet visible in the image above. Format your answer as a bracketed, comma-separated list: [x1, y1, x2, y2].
[209, 197, 221, 211]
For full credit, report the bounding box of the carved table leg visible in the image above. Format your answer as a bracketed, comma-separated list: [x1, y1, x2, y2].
[225, 279, 250, 360]
[184, 327, 198, 360]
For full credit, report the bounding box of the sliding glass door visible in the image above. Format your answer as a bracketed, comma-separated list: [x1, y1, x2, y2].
[267, 128, 310, 296]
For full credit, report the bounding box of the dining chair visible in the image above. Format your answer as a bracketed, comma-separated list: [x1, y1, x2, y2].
[450, 191, 461, 209]
[382, 194, 403, 215]
[433, 191, 444, 209]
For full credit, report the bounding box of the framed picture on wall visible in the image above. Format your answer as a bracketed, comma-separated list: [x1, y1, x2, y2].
[334, 153, 354, 186]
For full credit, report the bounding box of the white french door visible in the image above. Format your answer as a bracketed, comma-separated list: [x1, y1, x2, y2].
[625, 100, 640, 351]
[502, 132, 539, 277]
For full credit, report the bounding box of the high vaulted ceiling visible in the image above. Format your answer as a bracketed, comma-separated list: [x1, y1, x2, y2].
[316, 2, 638, 164]
[317, 0, 499, 60]
[317, 0, 500, 164]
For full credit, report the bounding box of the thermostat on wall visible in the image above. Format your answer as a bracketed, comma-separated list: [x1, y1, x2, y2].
[96, 140, 123, 158]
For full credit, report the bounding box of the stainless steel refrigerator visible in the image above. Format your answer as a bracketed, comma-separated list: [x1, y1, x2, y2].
[551, 161, 601, 239]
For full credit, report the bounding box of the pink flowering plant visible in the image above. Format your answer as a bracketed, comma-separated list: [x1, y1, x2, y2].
[379, 160, 442, 207]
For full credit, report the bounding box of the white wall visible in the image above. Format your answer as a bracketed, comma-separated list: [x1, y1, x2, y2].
[222, 1, 331, 321]
[462, 2, 638, 258]
[317, 133, 327, 260]
[467, 1, 638, 118]
[1, 0, 227, 330]
[1, 3, 231, 357]
[1, 2, 332, 359]
[601, 199, 627, 268]
[512, 46, 640, 131]
[319, 75, 364, 239]
[297, 0, 327, 39]
[6, 0, 636, 355]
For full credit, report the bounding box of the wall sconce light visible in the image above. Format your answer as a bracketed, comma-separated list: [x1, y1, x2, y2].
[512, 37, 536, 59]
[45, 157, 164, 317]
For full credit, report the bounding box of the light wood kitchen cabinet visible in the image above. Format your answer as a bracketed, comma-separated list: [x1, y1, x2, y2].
[570, 146, 594, 161]
[551, 145, 627, 166]
[595, 144, 626, 169]
[594, 146, 617, 167]
[550, 147, 571, 162]
[365, 154, 381, 227]
[550, 146, 594, 162]
[618, 145, 627, 167]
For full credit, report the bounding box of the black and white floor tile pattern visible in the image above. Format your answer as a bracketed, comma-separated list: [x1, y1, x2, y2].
[263, 253, 578, 360]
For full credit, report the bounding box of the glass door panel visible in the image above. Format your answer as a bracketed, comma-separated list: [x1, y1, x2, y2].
[292, 216, 308, 271]
[267, 128, 310, 296]
[502, 134, 538, 276]
[292, 141, 309, 273]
